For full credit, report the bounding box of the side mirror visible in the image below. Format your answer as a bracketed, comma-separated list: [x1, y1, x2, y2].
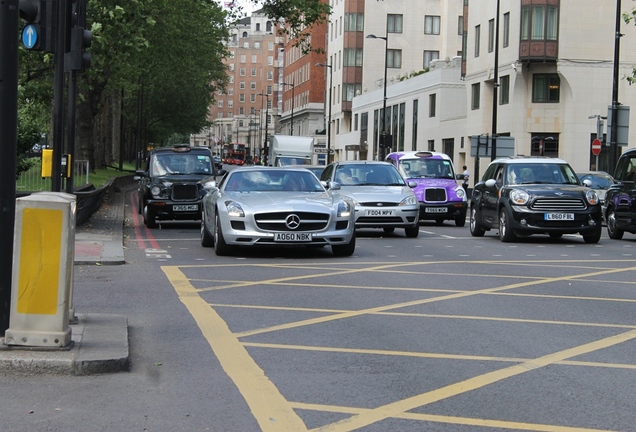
[407, 181, 417, 188]
[203, 180, 218, 191]
[582, 179, 592, 187]
[456, 174, 465, 180]
[216, 169, 227, 177]
[134, 170, 147, 181]
[327, 181, 341, 190]
[485, 179, 497, 187]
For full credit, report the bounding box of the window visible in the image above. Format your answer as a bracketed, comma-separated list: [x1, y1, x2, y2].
[474, 25, 480, 57]
[251, 55, 257, 63]
[254, 42, 260, 49]
[423, 50, 439, 68]
[387, 49, 402, 68]
[267, 56, 273, 65]
[229, 64, 235, 71]
[268, 41, 274, 50]
[243, 42, 249, 49]
[458, 15, 464, 35]
[522, 5, 559, 41]
[488, 19, 494, 53]
[218, 100, 223, 107]
[530, 134, 559, 157]
[343, 48, 363, 67]
[354, 114, 358, 131]
[250, 94, 256, 103]
[499, 75, 510, 105]
[428, 140, 435, 151]
[229, 76, 234, 83]
[532, 73, 560, 103]
[228, 100, 233, 108]
[266, 85, 272, 94]
[250, 82, 256, 89]
[425, 15, 440, 35]
[239, 94, 245, 102]
[387, 14, 403, 33]
[503, 12, 510, 47]
[342, 83, 361, 101]
[251, 68, 256, 76]
[471, 83, 480, 110]
[229, 51, 235, 58]
[429, 94, 436, 118]
[239, 81, 245, 89]
[240, 68, 245, 76]
[344, 13, 364, 32]
[267, 71, 273, 80]
[228, 88, 234, 95]
[239, 107, 244, 115]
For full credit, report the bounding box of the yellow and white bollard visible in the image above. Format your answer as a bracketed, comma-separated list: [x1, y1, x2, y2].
[4, 192, 76, 348]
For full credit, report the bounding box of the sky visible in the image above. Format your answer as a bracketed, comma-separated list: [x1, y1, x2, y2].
[218, 0, 262, 16]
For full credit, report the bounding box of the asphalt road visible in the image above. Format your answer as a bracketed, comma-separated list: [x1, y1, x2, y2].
[3, 192, 636, 432]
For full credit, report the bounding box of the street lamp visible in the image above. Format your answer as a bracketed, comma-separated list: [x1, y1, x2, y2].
[316, 62, 332, 164]
[366, 33, 390, 160]
[281, 80, 295, 135]
[258, 92, 270, 165]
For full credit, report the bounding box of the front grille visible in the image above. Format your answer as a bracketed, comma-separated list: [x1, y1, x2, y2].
[425, 188, 447, 202]
[530, 197, 586, 211]
[172, 184, 198, 201]
[255, 211, 330, 231]
[359, 201, 398, 206]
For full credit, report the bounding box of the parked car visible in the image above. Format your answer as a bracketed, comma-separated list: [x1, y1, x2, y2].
[386, 151, 467, 226]
[303, 165, 326, 179]
[605, 149, 636, 239]
[469, 157, 602, 243]
[320, 161, 420, 237]
[135, 144, 225, 228]
[200, 167, 356, 256]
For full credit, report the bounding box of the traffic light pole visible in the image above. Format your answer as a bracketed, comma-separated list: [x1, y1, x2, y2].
[51, 0, 68, 192]
[0, 0, 19, 334]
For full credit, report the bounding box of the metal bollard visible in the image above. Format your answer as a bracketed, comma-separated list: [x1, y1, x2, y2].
[4, 192, 76, 348]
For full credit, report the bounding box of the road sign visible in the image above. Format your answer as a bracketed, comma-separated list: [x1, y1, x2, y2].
[591, 138, 602, 156]
[22, 24, 38, 49]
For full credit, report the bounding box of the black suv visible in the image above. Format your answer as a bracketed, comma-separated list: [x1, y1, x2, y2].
[136, 145, 225, 228]
[605, 148, 636, 239]
[469, 157, 602, 243]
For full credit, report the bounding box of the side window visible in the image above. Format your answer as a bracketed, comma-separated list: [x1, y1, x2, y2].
[614, 155, 636, 181]
[320, 164, 334, 181]
[494, 166, 505, 185]
[482, 163, 498, 181]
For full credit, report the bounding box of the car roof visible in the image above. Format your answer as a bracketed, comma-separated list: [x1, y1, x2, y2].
[387, 151, 452, 160]
[150, 144, 211, 154]
[490, 156, 569, 165]
[333, 160, 393, 166]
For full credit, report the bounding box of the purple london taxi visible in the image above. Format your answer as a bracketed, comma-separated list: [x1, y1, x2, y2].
[386, 151, 468, 226]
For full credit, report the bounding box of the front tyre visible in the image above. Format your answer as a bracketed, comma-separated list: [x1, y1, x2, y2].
[332, 233, 356, 257]
[583, 226, 602, 244]
[143, 205, 157, 229]
[404, 224, 420, 238]
[214, 213, 234, 256]
[498, 207, 516, 242]
[606, 207, 624, 240]
[455, 212, 466, 227]
[469, 207, 485, 237]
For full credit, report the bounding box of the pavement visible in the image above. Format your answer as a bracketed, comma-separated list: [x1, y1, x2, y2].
[0, 179, 134, 375]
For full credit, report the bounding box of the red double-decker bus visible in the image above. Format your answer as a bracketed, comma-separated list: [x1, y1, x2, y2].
[222, 143, 247, 165]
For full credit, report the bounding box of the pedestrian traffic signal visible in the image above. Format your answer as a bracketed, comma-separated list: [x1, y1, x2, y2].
[19, 0, 57, 52]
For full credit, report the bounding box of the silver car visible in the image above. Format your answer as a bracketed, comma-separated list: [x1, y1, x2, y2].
[320, 161, 420, 237]
[200, 167, 356, 256]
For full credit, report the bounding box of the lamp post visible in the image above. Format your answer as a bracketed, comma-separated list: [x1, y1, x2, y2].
[316, 62, 332, 164]
[281, 80, 295, 135]
[366, 33, 389, 160]
[258, 92, 270, 165]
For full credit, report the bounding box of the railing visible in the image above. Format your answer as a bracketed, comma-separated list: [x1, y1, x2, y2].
[16, 159, 90, 192]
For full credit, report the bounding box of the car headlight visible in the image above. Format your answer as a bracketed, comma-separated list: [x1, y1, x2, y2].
[510, 189, 529, 205]
[586, 190, 599, 206]
[150, 183, 168, 198]
[337, 200, 351, 217]
[225, 200, 245, 217]
[400, 195, 418, 206]
[455, 186, 466, 200]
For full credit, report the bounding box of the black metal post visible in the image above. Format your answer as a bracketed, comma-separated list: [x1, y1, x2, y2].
[52, 0, 68, 191]
[327, 65, 332, 164]
[65, 69, 77, 193]
[491, 0, 500, 161]
[0, 0, 19, 334]
[610, 0, 622, 170]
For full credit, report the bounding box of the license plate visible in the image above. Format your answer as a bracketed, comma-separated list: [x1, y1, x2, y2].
[425, 207, 447, 213]
[365, 209, 395, 216]
[173, 204, 198, 211]
[274, 232, 312, 242]
[544, 213, 574, 221]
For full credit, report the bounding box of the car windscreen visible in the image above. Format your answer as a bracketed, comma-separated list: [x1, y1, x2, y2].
[398, 158, 454, 179]
[336, 164, 406, 186]
[151, 153, 212, 176]
[224, 170, 325, 192]
[506, 163, 579, 185]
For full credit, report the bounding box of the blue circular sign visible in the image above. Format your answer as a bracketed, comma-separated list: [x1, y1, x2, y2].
[22, 25, 39, 49]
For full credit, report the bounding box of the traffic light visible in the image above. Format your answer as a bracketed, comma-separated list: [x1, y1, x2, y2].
[19, 0, 57, 52]
[65, 0, 91, 71]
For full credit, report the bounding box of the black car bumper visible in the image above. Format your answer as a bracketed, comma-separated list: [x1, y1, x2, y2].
[147, 200, 202, 221]
[508, 205, 602, 234]
[419, 202, 467, 220]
